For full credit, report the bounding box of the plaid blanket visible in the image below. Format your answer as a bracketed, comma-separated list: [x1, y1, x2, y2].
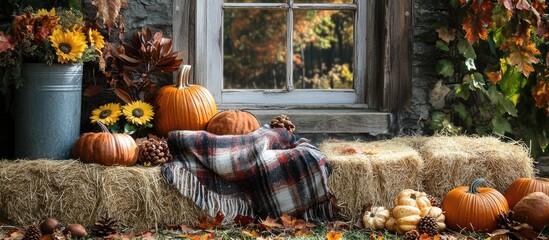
[161, 125, 332, 222]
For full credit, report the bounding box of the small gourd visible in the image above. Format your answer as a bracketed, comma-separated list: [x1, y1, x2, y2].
[362, 206, 391, 230]
[392, 205, 421, 234]
[394, 189, 432, 209]
[72, 122, 138, 166]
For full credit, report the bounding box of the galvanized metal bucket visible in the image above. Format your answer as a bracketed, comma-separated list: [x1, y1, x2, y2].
[14, 63, 83, 159]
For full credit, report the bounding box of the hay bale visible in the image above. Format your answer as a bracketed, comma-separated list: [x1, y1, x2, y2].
[320, 139, 424, 214]
[98, 166, 206, 229]
[0, 160, 103, 225]
[419, 136, 535, 199]
[0, 160, 206, 229]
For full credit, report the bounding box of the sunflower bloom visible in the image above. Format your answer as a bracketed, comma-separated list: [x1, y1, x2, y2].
[90, 103, 122, 126]
[122, 101, 154, 126]
[34, 8, 56, 18]
[88, 28, 105, 51]
[49, 28, 87, 63]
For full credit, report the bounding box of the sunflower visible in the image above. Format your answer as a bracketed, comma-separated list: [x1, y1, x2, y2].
[49, 28, 87, 63]
[88, 28, 105, 51]
[90, 103, 122, 126]
[34, 8, 56, 18]
[122, 100, 154, 126]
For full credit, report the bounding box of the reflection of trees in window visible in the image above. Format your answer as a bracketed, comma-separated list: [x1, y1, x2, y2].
[223, 0, 355, 90]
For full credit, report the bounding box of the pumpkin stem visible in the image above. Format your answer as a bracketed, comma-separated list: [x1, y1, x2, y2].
[97, 121, 110, 133]
[467, 178, 485, 194]
[176, 65, 192, 89]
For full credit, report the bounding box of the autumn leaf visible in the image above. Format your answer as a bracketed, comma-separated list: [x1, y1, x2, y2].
[196, 211, 224, 230]
[462, 0, 493, 44]
[2, 228, 25, 240]
[260, 216, 284, 230]
[507, 41, 541, 77]
[293, 228, 312, 237]
[280, 214, 297, 228]
[326, 231, 343, 240]
[486, 71, 503, 84]
[91, 0, 128, 34]
[533, 80, 549, 108]
[242, 229, 260, 238]
[436, 27, 456, 43]
[516, 0, 531, 10]
[233, 214, 255, 226]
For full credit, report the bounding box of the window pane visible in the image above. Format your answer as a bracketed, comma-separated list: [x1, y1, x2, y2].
[293, 9, 354, 89]
[294, 0, 354, 3]
[223, 9, 287, 89]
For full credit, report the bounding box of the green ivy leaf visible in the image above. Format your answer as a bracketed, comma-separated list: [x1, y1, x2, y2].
[470, 72, 485, 90]
[455, 84, 471, 100]
[465, 58, 476, 71]
[430, 111, 446, 131]
[458, 39, 477, 59]
[500, 66, 527, 101]
[453, 102, 469, 121]
[436, 40, 450, 51]
[124, 123, 136, 135]
[487, 86, 518, 117]
[436, 59, 454, 77]
[491, 115, 512, 135]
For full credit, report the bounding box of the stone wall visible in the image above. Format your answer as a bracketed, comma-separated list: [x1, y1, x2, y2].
[400, 0, 450, 135]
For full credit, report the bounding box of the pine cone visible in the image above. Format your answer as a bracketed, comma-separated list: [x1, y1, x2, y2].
[497, 210, 522, 230]
[139, 138, 173, 166]
[23, 224, 42, 240]
[427, 194, 442, 208]
[269, 114, 296, 133]
[417, 216, 439, 236]
[52, 228, 71, 240]
[91, 215, 119, 237]
[404, 230, 421, 240]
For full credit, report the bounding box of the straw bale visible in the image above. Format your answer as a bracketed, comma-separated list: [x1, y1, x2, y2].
[320, 139, 424, 214]
[0, 160, 206, 229]
[419, 136, 534, 199]
[97, 166, 206, 229]
[0, 160, 103, 225]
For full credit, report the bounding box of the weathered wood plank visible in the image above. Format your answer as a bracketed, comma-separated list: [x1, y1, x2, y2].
[380, 0, 413, 111]
[248, 109, 391, 134]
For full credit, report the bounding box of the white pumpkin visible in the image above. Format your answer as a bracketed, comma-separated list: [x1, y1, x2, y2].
[363, 206, 391, 230]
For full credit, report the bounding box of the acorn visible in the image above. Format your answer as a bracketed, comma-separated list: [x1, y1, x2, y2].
[63, 223, 88, 238]
[40, 217, 60, 235]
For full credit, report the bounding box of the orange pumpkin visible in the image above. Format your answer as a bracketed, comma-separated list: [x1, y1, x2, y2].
[206, 110, 260, 135]
[153, 65, 218, 137]
[72, 122, 138, 166]
[504, 177, 549, 209]
[442, 178, 509, 233]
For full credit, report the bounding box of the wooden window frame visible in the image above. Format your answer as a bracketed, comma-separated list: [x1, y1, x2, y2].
[172, 0, 412, 135]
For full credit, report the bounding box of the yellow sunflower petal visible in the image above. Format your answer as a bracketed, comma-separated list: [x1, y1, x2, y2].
[50, 29, 88, 63]
[88, 28, 105, 50]
[90, 103, 122, 126]
[122, 100, 154, 126]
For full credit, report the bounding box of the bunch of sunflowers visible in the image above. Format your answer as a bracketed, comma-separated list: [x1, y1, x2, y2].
[90, 100, 155, 138]
[0, 7, 105, 93]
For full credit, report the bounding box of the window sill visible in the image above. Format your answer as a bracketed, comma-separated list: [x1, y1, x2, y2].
[217, 104, 392, 135]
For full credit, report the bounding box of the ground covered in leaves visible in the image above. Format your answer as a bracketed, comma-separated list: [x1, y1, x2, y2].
[1, 212, 548, 240]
